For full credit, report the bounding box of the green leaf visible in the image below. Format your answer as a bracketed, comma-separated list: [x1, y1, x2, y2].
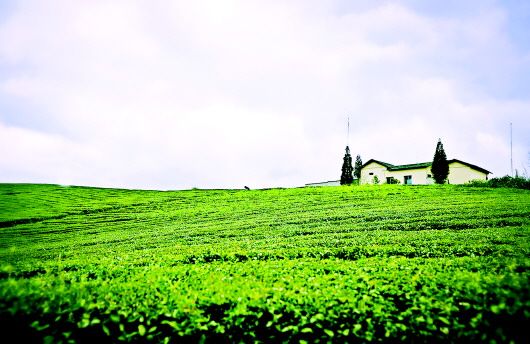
[324, 329, 334, 337]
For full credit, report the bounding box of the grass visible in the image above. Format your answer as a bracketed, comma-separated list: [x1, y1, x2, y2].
[0, 183, 529, 342]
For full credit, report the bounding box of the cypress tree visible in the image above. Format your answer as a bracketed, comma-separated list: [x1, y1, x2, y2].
[340, 146, 354, 185]
[431, 139, 449, 184]
[354, 154, 363, 180]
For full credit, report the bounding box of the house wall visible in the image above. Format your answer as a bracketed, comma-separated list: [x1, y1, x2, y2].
[386, 168, 433, 185]
[446, 162, 488, 184]
[305, 180, 341, 187]
[360, 162, 388, 184]
[361, 162, 433, 185]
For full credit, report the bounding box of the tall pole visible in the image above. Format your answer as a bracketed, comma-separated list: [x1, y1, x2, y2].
[510, 122, 513, 176]
[347, 116, 350, 146]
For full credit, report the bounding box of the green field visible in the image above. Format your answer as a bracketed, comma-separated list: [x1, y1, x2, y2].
[1, 183, 529, 343]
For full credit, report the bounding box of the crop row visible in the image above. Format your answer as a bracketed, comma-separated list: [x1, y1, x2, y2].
[0, 184, 529, 342]
[1, 257, 529, 343]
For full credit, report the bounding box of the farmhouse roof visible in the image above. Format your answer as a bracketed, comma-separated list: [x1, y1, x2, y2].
[361, 158, 491, 174]
[362, 159, 396, 169]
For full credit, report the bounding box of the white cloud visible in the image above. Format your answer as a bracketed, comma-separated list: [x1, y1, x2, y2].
[0, 0, 529, 189]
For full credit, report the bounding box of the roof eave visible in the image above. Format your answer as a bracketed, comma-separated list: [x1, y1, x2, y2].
[448, 159, 491, 174]
[360, 159, 394, 169]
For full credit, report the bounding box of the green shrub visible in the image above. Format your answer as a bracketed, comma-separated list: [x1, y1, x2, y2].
[466, 176, 530, 190]
[386, 177, 400, 184]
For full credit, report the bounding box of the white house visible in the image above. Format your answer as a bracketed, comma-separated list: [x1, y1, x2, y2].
[360, 159, 490, 185]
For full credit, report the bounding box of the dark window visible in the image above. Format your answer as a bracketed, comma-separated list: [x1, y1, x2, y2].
[404, 175, 412, 185]
[427, 174, 432, 178]
[369, 172, 374, 175]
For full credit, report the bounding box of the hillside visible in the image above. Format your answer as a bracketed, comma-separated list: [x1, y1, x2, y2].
[1, 183, 529, 342]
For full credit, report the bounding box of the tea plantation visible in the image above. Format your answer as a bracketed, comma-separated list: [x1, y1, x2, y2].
[0, 183, 529, 343]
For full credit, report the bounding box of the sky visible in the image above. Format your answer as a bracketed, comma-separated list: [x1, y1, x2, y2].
[0, 0, 529, 190]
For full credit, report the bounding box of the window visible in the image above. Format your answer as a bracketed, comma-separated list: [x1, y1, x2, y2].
[369, 172, 374, 176]
[427, 174, 432, 178]
[404, 175, 412, 185]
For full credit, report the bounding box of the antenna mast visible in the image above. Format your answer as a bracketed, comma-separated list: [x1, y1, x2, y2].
[510, 122, 513, 176]
[347, 116, 350, 146]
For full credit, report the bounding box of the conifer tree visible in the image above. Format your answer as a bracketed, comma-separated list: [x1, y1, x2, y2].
[431, 139, 449, 184]
[354, 154, 363, 180]
[340, 146, 354, 185]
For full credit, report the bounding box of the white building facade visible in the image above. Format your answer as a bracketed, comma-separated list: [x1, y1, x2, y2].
[360, 159, 490, 185]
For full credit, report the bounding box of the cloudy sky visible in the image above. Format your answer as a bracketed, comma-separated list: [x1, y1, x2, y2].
[1, 0, 529, 189]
